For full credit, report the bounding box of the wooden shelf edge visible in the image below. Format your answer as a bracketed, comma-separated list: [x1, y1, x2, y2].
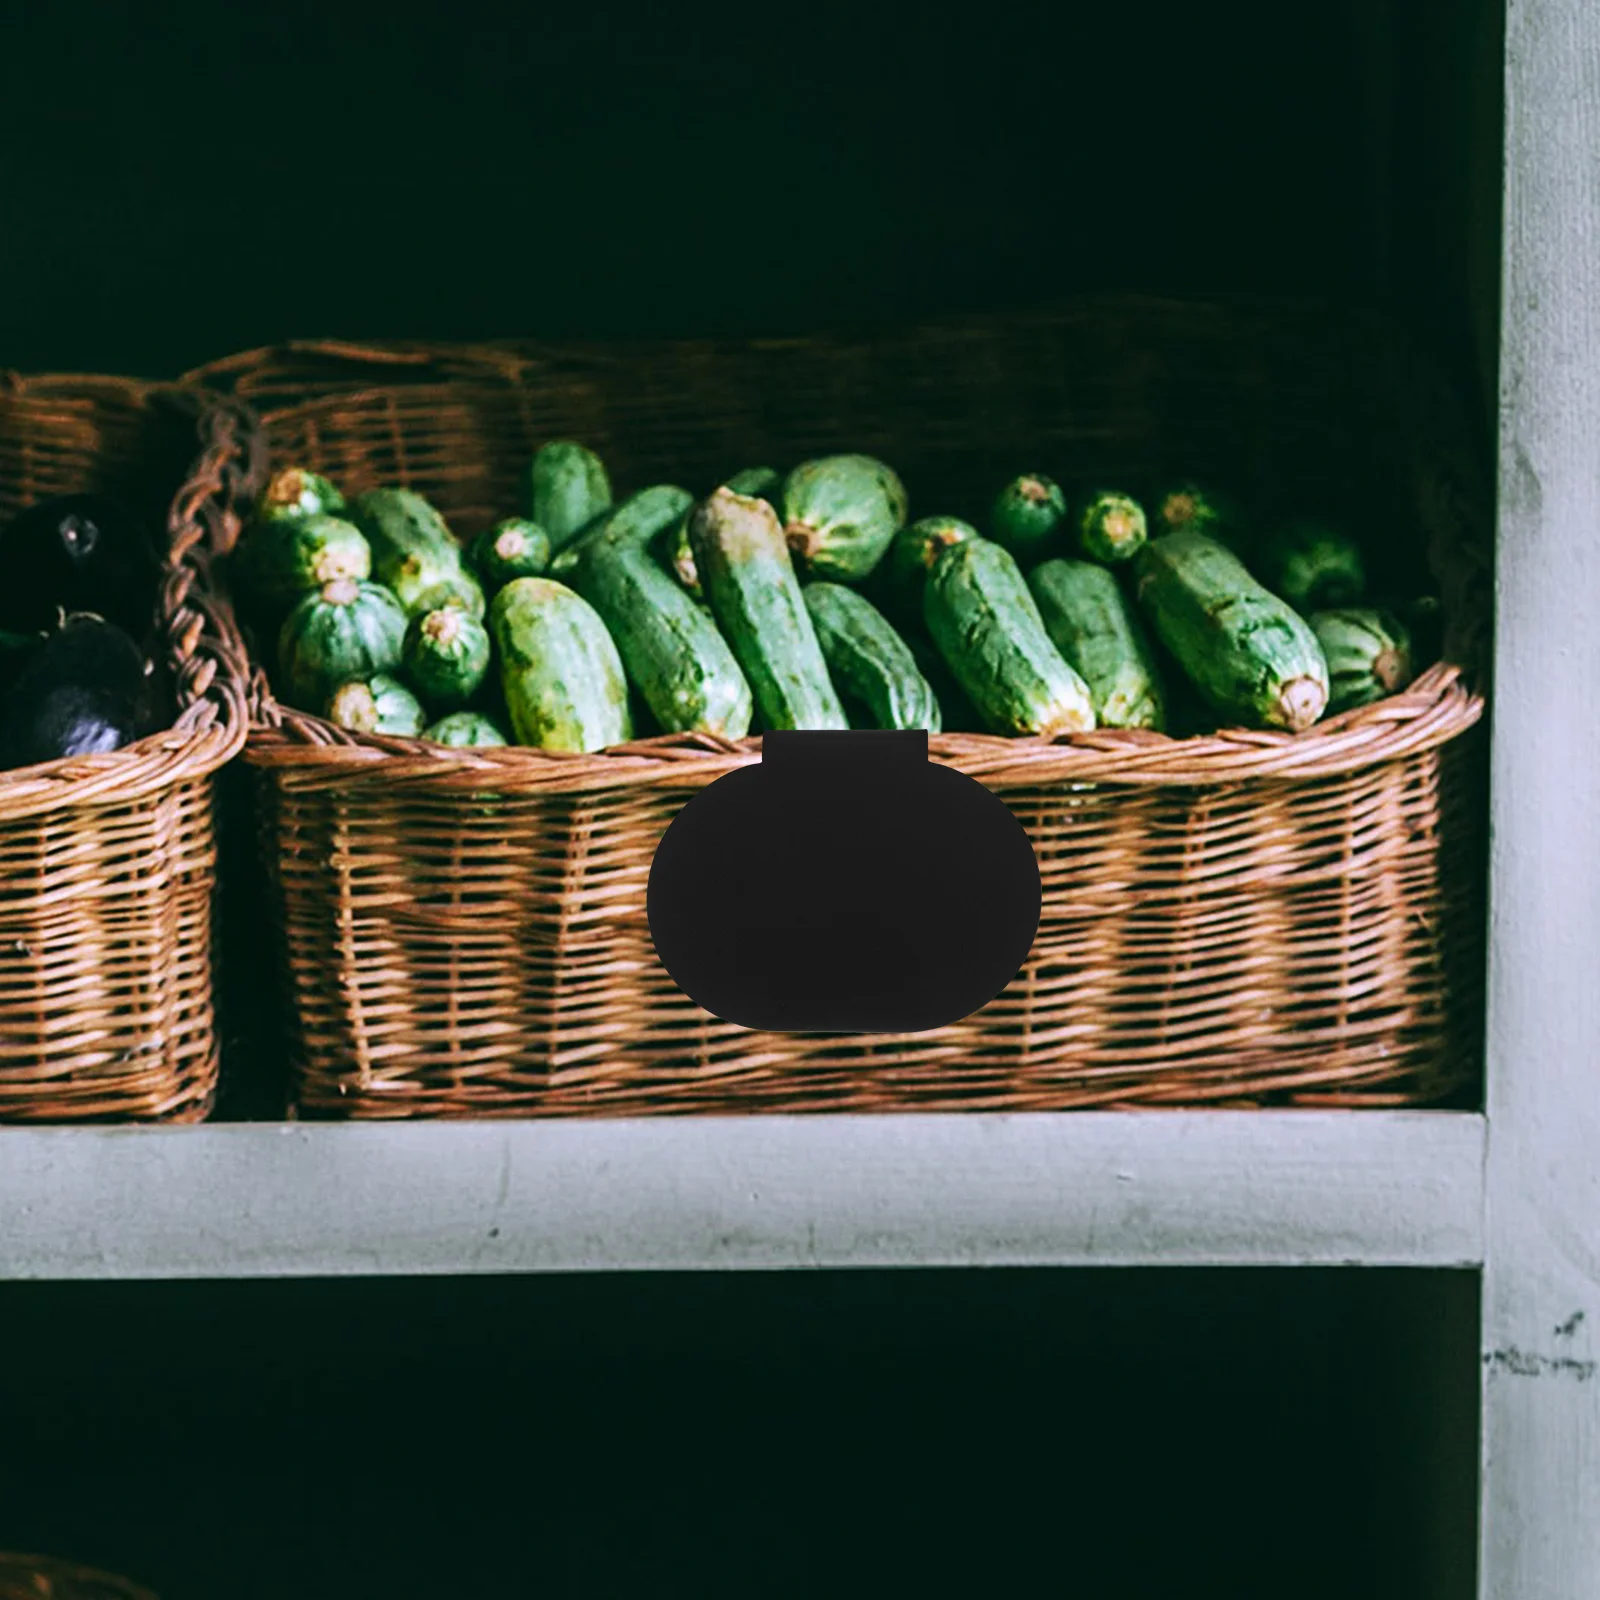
[0, 1110, 1485, 1280]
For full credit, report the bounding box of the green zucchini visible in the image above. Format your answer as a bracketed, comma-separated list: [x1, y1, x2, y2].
[780, 454, 907, 581]
[903, 626, 986, 733]
[655, 467, 781, 604]
[1076, 490, 1148, 565]
[424, 710, 510, 747]
[326, 673, 426, 737]
[557, 483, 695, 583]
[490, 576, 632, 752]
[256, 466, 346, 525]
[923, 538, 1096, 737]
[1310, 607, 1415, 712]
[654, 512, 702, 602]
[468, 517, 551, 593]
[545, 484, 656, 583]
[1028, 559, 1165, 730]
[991, 474, 1068, 561]
[527, 441, 613, 551]
[881, 515, 977, 624]
[1133, 530, 1329, 732]
[346, 488, 483, 619]
[277, 578, 409, 710]
[237, 512, 371, 610]
[402, 605, 493, 711]
[725, 465, 781, 501]
[688, 487, 847, 731]
[568, 485, 753, 738]
[802, 581, 941, 733]
[1255, 520, 1367, 612]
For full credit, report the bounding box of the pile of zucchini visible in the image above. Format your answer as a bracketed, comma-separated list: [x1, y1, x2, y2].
[233, 447, 1436, 753]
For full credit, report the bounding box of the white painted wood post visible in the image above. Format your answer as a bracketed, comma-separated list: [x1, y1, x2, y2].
[1480, 0, 1600, 1592]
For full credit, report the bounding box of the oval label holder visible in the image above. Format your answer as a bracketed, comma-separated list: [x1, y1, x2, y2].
[647, 729, 1042, 1033]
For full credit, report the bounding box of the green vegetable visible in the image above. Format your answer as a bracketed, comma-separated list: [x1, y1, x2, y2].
[255, 466, 346, 525]
[724, 465, 781, 501]
[277, 578, 408, 710]
[325, 673, 426, 737]
[548, 494, 636, 582]
[468, 517, 551, 593]
[527, 441, 613, 551]
[423, 710, 510, 747]
[1028, 559, 1165, 730]
[656, 468, 781, 605]
[402, 605, 492, 711]
[412, 570, 488, 621]
[802, 581, 941, 733]
[780, 454, 907, 581]
[903, 627, 985, 733]
[881, 515, 977, 625]
[490, 576, 632, 752]
[688, 487, 847, 731]
[568, 485, 753, 738]
[991, 474, 1068, 561]
[1133, 530, 1329, 732]
[923, 538, 1095, 737]
[1310, 607, 1415, 712]
[237, 513, 371, 611]
[1153, 481, 1252, 557]
[346, 487, 483, 619]
[1076, 490, 1148, 565]
[1255, 520, 1367, 612]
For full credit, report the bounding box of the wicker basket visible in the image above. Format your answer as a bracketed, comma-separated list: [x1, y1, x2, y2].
[190, 298, 1490, 1118]
[0, 375, 256, 1122]
[0, 1552, 158, 1600]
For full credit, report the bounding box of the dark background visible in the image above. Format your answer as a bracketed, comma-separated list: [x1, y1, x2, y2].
[0, 1, 1501, 418]
[0, 1269, 1478, 1599]
[0, 3, 1496, 1595]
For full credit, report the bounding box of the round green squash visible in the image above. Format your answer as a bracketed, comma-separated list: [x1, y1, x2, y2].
[881, 515, 977, 623]
[402, 605, 492, 711]
[423, 710, 510, 747]
[277, 577, 408, 711]
[780, 454, 908, 582]
[1256, 520, 1367, 613]
[468, 517, 552, 593]
[237, 513, 371, 611]
[1076, 490, 1148, 565]
[990, 474, 1068, 561]
[325, 673, 427, 736]
[256, 466, 346, 525]
[1310, 607, 1414, 712]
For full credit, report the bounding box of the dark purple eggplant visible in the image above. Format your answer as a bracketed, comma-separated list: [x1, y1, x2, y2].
[0, 493, 164, 644]
[0, 615, 172, 769]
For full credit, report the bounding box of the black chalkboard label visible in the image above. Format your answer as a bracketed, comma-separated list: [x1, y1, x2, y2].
[647, 730, 1042, 1033]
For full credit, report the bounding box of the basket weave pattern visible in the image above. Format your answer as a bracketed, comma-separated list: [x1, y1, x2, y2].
[0, 1552, 158, 1600]
[194, 300, 1489, 1117]
[0, 377, 257, 1121]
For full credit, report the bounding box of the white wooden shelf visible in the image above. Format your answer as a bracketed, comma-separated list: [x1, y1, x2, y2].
[0, 1109, 1483, 1280]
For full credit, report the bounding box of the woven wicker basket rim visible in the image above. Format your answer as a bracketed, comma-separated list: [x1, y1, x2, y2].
[205, 302, 1491, 791]
[0, 1551, 158, 1600]
[0, 374, 255, 821]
